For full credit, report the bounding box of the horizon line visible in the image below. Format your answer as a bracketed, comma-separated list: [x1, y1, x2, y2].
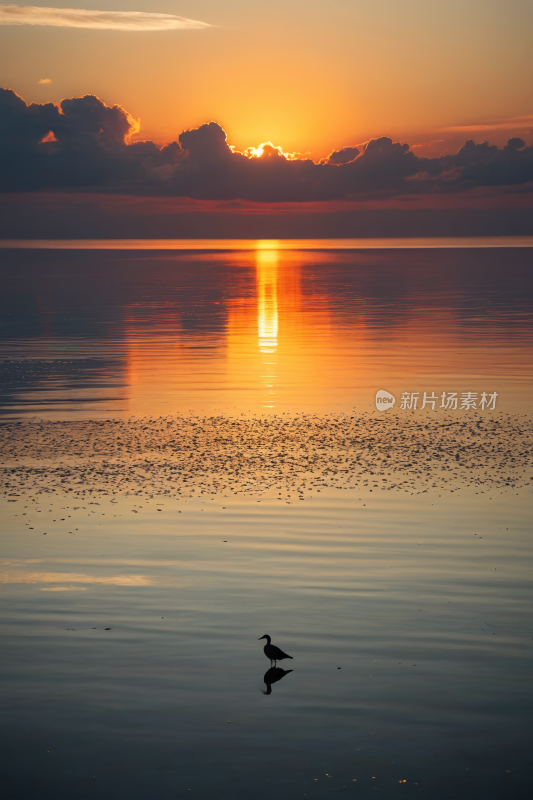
[1, 236, 532, 251]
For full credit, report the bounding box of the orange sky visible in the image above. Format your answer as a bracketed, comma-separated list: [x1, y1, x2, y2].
[1, 0, 532, 158]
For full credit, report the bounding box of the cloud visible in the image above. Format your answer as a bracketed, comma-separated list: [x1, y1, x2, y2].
[0, 88, 532, 199]
[3, 190, 532, 239]
[0, 5, 210, 31]
[0, 88, 147, 189]
[445, 114, 533, 133]
[322, 146, 360, 166]
[37, 77, 51, 84]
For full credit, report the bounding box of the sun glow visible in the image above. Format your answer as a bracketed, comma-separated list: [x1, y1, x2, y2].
[242, 142, 304, 161]
[255, 239, 280, 250]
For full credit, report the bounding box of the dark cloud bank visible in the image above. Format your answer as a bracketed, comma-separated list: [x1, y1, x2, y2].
[1, 88, 532, 237]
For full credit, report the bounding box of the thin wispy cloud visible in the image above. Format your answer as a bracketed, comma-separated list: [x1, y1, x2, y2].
[0, 4, 210, 31]
[445, 114, 533, 133]
[37, 77, 51, 84]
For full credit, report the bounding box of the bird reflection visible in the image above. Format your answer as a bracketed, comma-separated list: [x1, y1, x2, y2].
[261, 667, 293, 695]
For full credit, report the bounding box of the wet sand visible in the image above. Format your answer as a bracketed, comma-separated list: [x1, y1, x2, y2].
[1, 412, 530, 503]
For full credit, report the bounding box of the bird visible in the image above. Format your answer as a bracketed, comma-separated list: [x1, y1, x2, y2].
[258, 634, 293, 666]
[261, 667, 293, 695]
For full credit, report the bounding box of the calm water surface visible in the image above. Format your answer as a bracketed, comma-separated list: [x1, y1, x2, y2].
[1, 242, 532, 417]
[0, 242, 532, 799]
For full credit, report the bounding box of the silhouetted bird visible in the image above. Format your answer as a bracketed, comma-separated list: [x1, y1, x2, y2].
[261, 666, 293, 695]
[258, 634, 293, 666]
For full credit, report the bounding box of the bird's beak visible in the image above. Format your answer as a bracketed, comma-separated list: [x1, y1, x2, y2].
[258, 636, 264, 640]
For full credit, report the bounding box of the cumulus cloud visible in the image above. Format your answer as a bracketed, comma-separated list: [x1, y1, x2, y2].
[37, 78, 51, 84]
[1, 88, 532, 199]
[0, 5, 210, 31]
[0, 88, 149, 189]
[323, 146, 360, 165]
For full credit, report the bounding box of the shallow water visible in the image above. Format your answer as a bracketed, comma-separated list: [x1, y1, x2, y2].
[1, 243, 532, 417]
[1, 242, 532, 799]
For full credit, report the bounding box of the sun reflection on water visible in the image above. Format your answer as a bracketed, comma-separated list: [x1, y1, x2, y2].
[67, 244, 533, 419]
[257, 248, 279, 355]
[256, 247, 280, 407]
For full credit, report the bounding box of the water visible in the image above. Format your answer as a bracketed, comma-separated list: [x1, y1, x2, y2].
[1, 240, 532, 799]
[1, 241, 532, 418]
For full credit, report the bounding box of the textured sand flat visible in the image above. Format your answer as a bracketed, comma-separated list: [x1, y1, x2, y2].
[1, 412, 530, 500]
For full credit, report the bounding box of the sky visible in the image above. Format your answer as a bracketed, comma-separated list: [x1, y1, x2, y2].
[0, 1, 532, 236]
[1, 0, 532, 157]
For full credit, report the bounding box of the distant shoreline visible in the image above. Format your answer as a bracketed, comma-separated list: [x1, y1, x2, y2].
[1, 236, 533, 250]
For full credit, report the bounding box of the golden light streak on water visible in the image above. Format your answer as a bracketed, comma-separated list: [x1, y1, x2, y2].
[0, 570, 153, 586]
[256, 248, 279, 355]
